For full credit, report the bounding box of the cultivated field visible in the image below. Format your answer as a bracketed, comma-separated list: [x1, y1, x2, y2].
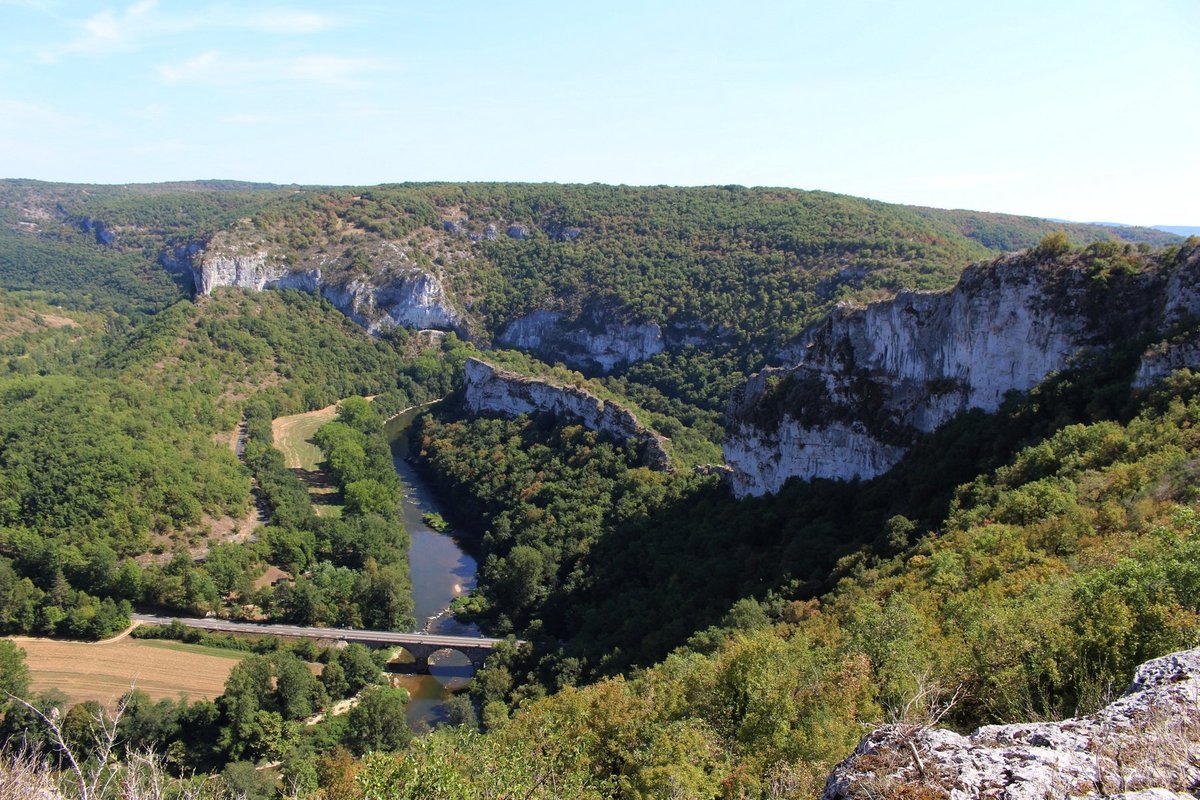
[272, 403, 340, 470]
[13, 637, 246, 707]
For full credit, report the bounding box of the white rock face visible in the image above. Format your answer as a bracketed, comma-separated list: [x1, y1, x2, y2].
[462, 358, 672, 470]
[821, 647, 1200, 800]
[1135, 338, 1200, 389]
[192, 250, 320, 296]
[726, 250, 1200, 498]
[498, 311, 666, 372]
[186, 241, 463, 334]
[723, 420, 906, 496]
[725, 259, 1095, 496]
[320, 271, 462, 334]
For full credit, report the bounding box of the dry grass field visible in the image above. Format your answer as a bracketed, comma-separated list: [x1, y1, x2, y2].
[271, 403, 339, 471]
[0, 308, 80, 340]
[13, 637, 246, 707]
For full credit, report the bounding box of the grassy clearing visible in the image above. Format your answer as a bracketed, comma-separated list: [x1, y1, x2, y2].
[13, 637, 246, 707]
[271, 403, 339, 471]
[136, 640, 254, 660]
[272, 402, 350, 517]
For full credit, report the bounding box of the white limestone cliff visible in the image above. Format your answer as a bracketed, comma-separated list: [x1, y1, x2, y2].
[320, 272, 462, 334]
[725, 249, 1200, 498]
[498, 311, 667, 372]
[462, 357, 672, 470]
[185, 238, 464, 334]
[191, 248, 320, 295]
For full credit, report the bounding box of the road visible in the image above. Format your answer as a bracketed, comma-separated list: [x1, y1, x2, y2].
[130, 613, 510, 651]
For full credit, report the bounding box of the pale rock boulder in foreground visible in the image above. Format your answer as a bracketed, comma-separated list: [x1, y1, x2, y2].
[821, 648, 1200, 800]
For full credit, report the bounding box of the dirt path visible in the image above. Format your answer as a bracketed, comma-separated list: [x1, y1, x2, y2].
[93, 620, 143, 645]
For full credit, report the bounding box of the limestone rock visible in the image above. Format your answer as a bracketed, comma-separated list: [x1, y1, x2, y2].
[497, 311, 666, 372]
[725, 249, 1200, 498]
[821, 647, 1200, 800]
[183, 238, 464, 334]
[320, 272, 463, 334]
[462, 357, 672, 470]
[191, 247, 319, 296]
[76, 216, 116, 246]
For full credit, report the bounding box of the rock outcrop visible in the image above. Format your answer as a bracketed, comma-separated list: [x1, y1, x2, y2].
[498, 311, 717, 372]
[320, 272, 462, 334]
[191, 247, 320, 296]
[725, 248, 1200, 497]
[821, 647, 1200, 800]
[75, 216, 116, 246]
[498, 311, 667, 372]
[462, 357, 672, 470]
[183, 237, 465, 334]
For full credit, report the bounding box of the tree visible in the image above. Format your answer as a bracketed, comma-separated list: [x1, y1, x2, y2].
[337, 643, 384, 694]
[0, 638, 30, 697]
[273, 652, 327, 721]
[336, 396, 381, 431]
[221, 760, 278, 800]
[321, 660, 350, 700]
[344, 479, 394, 517]
[345, 686, 411, 754]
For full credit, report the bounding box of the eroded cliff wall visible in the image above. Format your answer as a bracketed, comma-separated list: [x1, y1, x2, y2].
[725, 248, 1200, 497]
[462, 357, 672, 470]
[185, 236, 466, 335]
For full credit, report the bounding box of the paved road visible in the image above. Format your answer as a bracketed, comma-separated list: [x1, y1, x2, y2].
[130, 613, 510, 651]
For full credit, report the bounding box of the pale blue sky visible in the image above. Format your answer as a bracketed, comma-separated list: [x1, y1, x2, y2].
[0, 0, 1196, 225]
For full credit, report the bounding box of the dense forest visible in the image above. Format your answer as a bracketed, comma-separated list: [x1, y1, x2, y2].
[0, 179, 1197, 799]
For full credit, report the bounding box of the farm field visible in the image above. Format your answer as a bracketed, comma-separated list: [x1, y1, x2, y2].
[13, 636, 247, 707]
[272, 402, 339, 471]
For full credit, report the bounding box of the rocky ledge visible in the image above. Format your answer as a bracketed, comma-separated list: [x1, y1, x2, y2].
[497, 310, 714, 373]
[725, 246, 1200, 497]
[822, 647, 1200, 800]
[462, 357, 672, 470]
[182, 237, 466, 334]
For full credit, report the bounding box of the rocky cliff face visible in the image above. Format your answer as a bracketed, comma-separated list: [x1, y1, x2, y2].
[821, 647, 1200, 800]
[498, 310, 716, 372]
[191, 247, 320, 296]
[498, 311, 666, 372]
[462, 357, 672, 470]
[725, 248, 1200, 497]
[184, 237, 465, 334]
[320, 272, 462, 334]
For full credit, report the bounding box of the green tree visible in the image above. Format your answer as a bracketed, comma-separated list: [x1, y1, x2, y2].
[344, 480, 394, 517]
[0, 638, 30, 697]
[345, 686, 411, 754]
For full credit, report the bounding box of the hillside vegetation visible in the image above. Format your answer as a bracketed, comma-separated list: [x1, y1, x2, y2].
[345, 367, 1200, 799]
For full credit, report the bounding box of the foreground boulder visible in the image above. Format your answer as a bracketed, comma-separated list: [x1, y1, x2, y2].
[822, 648, 1200, 800]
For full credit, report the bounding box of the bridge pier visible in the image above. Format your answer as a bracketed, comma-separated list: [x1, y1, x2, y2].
[402, 643, 436, 674]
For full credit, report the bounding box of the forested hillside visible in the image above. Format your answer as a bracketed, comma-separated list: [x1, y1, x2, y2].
[344, 368, 1200, 799]
[0, 286, 469, 640]
[1, 179, 1177, 449]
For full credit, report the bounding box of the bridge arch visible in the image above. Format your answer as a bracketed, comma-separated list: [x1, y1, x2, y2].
[383, 641, 492, 674]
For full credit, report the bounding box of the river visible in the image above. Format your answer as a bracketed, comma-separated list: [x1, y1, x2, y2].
[384, 404, 481, 731]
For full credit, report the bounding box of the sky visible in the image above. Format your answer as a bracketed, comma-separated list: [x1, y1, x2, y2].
[0, 0, 1196, 225]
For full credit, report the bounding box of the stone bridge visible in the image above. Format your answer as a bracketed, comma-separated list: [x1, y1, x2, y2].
[131, 614, 514, 674]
